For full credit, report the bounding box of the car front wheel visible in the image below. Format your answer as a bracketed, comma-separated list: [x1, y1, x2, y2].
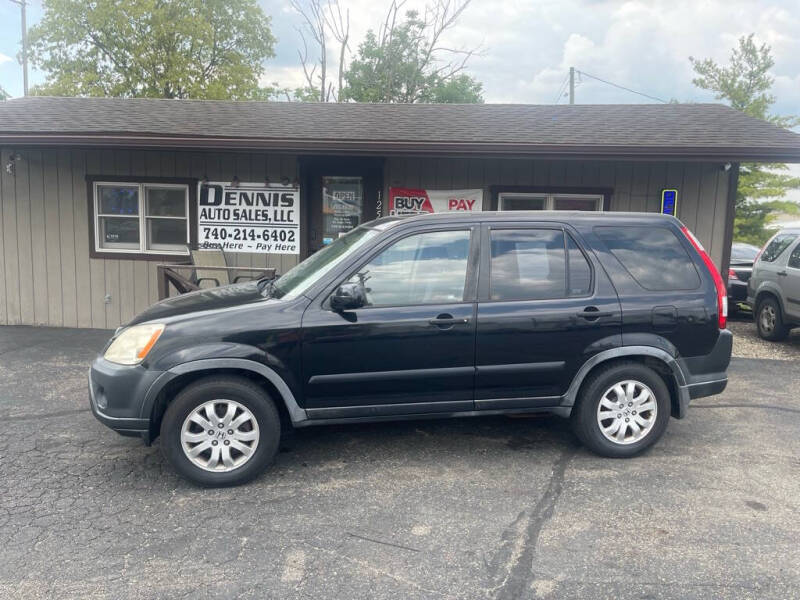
[160, 376, 281, 487]
[571, 362, 671, 458]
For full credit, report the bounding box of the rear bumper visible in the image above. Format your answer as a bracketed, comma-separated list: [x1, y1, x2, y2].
[728, 280, 749, 304]
[674, 329, 732, 418]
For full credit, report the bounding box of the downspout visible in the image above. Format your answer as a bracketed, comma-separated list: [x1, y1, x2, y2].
[720, 162, 740, 283]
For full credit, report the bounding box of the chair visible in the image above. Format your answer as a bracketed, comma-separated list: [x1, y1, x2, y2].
[155, 248, 276, 300]
[191, 248, 231, 288]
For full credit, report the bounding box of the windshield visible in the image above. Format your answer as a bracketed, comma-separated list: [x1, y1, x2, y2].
[270, 227, 378, 299]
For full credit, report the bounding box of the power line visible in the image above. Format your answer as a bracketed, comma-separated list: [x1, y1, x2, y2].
[553, 73, 570, 105]
[574, 69, 668, 104]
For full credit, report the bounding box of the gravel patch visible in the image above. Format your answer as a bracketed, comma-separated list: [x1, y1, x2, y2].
[727, 313, 800, 361]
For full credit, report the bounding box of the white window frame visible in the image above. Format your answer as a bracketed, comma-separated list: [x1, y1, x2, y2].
[498, 192, 604, 211]
[93, 181, 190, 256]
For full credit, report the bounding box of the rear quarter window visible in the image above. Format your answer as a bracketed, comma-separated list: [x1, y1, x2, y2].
[594, 226, 701, 291]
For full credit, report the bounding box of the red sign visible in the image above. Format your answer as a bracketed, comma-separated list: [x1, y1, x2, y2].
[388, 188, 483, 216]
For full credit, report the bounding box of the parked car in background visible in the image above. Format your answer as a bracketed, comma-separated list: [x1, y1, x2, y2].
[748, 228, 800, 340]
[89, 212, 732, 486]
[727, 242, 760, 315]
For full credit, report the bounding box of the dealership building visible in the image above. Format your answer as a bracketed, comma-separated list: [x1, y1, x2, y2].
[1, 96, 799, 329]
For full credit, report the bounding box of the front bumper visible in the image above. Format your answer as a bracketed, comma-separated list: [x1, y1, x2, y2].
[88, 357, 163, 442]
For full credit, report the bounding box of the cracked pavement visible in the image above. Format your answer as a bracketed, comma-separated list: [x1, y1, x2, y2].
[1, 325, 799, 599]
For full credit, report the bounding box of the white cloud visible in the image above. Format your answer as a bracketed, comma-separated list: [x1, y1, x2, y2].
[259, 0, 800, 116]
[0, 52, 12, 64]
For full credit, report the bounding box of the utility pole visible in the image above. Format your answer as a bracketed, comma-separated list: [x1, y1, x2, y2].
[569, 66, 575, 105]
[9, 0, 28, 96]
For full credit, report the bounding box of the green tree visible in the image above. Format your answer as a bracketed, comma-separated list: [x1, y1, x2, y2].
[28, 0, 276, 100]
[0, 85, 9, 100]
[690, 34, 800, 245]
[340, 4, 483, 103]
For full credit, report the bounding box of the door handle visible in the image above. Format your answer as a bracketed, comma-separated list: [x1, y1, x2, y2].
[576, 307, 612, 320]
[777, 271, 788, 277]
[429, 315, 470, 327]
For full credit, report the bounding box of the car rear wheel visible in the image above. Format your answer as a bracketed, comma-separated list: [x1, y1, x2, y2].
[571, 362, 671, 458]
[160, 376, 280, 487]
[756, 297, 789, 341]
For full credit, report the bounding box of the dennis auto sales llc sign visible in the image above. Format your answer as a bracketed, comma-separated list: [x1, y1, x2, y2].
[198, 182, 300, 254]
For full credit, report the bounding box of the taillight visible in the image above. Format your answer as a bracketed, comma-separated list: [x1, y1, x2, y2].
[681, 226, 727, 329]
[753, 235, 774, 265]
[728, 268, 739, 280]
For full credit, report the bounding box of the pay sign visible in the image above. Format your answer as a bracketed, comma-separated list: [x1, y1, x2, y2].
[389, 188, 483, 216]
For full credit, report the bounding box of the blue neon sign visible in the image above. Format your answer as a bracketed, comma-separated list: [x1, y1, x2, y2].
[661, 189, 678, 216]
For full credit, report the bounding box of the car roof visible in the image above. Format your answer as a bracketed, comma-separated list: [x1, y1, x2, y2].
[369, 210, 682, 229]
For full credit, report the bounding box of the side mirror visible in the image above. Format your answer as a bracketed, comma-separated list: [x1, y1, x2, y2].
[330, 282, 366, 311]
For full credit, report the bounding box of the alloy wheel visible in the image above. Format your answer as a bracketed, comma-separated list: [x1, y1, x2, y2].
[596, 380, 658, 445]
[180, 400, 260, 472]
[760, 304, 776, 333]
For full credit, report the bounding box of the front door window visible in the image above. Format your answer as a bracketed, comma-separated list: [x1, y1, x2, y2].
[322, 176, 364, 245]
[346, 230, 471, 306]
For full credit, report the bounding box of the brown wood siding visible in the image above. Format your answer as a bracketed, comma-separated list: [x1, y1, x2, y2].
[385, 157, 733, 267]
[0, 149, 733, 328]
[0, 147, 299, 328]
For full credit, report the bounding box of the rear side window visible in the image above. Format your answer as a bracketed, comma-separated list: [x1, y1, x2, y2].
[788, 243, 800, 269]
[594, 226, 700, 291]
[760, 234, 798, 263]
[489, 229, 592, 301]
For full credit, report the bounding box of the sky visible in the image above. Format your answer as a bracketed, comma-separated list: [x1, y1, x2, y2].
[1, 0, 799, 195]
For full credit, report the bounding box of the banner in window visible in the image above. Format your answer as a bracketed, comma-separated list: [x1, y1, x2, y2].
[198, 182, 300, 254]
[388, 188, 483, 216]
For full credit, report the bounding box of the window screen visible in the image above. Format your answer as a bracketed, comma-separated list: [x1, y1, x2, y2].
[761, 234, 798, 263]
[594, 226, 700, 291]
[94, 182, 189, 255]
[348, 230, 471, 306]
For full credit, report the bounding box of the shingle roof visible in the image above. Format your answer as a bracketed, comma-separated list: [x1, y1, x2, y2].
[1, 96, 799, 161]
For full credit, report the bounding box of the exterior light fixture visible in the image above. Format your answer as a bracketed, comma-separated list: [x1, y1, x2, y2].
[5, 152, 22, 176]
[231, 175, 240, 188]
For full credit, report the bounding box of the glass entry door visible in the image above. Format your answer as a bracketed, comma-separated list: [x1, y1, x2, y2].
[302, 156, 384, 256]
[322, 176, 364, 246]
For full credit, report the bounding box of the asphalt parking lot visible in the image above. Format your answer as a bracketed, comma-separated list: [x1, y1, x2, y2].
[1, 325, 799, 599]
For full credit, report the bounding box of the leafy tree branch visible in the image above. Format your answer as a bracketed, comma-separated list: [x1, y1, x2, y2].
[691, 34, 800, 245]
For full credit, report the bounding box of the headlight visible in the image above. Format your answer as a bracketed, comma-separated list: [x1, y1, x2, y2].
[104, 323, 165, 365]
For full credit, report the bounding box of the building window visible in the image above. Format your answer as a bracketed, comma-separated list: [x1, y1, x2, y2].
[498, 192, 603, 211]
[93, 182, 189, 255]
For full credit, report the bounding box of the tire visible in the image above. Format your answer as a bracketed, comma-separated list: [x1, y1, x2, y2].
[160, 376, 281, 487]
[756, 297, 790, 341]
[571, 362, 671, 458]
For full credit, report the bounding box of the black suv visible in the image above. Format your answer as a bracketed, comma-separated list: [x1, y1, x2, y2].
[90, 212, 732, 486]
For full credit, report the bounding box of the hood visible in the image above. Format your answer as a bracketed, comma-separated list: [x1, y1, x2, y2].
[127, 281, 267, 326]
